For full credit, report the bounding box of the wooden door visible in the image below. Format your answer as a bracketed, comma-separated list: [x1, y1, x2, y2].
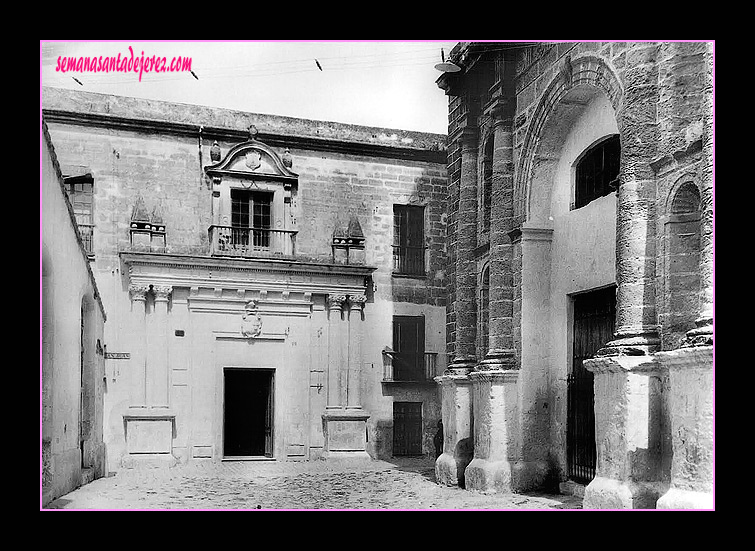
[393, 402, 423, 456]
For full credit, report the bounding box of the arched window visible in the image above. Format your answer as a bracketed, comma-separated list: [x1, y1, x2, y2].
[573, 135, 620, 210]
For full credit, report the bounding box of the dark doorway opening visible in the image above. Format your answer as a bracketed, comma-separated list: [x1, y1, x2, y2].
[567, 285, 616, 484]
[223, 368, 274, 458]
[393, 402, 423, 456]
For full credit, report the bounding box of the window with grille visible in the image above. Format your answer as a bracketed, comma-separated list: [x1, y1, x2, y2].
[64, 175, 94, 255]
[231, 189, 272, 249]
[574, 135, 620, 210]
[393, 205, 424, 276]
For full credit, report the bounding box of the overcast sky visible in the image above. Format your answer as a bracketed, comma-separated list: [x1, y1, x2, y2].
[40, 40, 461, 135]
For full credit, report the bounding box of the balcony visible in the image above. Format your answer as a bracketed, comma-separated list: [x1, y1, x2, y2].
[78, 223, 95, 257]
[382, 350, 439, 383]
[210, 225, 297, 258]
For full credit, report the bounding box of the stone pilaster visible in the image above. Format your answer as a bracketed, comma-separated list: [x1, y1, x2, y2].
[149, 285, 172, 408]
[128, 284, 149, 408]
[346, 294, 367, 409]
[448, 126, 479, 372]
[123, 283, 177, 468]
[326, 294, 347, 408]
[322, 294, 369, 460]
[435, 374, 473, 487]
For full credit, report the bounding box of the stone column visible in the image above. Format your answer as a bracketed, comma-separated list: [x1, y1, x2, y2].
[482, 86, 517, 369]
[149, 285, 172, 408]
[128, 284, 149, 408]
[346, 295, 367, 409]
[585, 43, 664, 508]
[602, 42, 661, 356]
[466, 98, 523, 493]
[435, 374, 474, 487]
[448, 126, 479, 371]
[326, 294, 347, 408]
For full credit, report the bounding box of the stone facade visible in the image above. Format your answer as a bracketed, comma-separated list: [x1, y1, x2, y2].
[435, 41, 713, 508]
[41, 87, 448, 472]
[42, 121, 107, 506]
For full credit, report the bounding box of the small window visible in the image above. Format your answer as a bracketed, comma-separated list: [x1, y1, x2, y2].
[64, 175, 94, 255]
[393, 205, 425, 276]
[574, 135, 620, 210]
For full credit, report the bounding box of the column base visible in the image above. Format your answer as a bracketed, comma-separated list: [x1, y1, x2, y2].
[656, 487, 714, 510]
[583, 476, 666, 509]
[464, 458, 512, 494]
[435, 451, 470, 487]
[465, 458, 550, 494]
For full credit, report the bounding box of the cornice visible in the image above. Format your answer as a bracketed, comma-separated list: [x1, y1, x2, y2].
[42, 108, 447, 164]
[120, 251, 376, 296]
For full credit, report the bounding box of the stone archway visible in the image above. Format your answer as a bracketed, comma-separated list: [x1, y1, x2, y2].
[516, 55, 623, 227]
[511, 54, 623, 490]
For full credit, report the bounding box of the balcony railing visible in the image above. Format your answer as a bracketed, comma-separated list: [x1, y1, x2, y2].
[78, 223, 94, 256]
[392, 245, 425, 276]
[210, 225, 297, 258]
[382, 350, 438, 382]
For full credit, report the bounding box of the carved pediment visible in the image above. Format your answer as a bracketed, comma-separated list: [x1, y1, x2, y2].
[205, 139, 298, 182]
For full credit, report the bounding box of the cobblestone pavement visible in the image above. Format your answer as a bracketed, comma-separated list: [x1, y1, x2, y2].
[45, 458, 583, 510]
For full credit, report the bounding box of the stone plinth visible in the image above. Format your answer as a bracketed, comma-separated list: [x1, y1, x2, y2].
[322, 409, 371, 460]
[122, 409, 177, 468]
[654, 346, 714, 510]
[582, 355, 668, 509]
[464, 370, 518, 493]
[435, 372, 473, 487]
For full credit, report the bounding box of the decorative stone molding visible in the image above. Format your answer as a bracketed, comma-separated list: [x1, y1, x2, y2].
[129, 283, 150, 301]
[348, 294, 367, 310]
[327, 294, 348, 310]
[152, 285, 173, 301]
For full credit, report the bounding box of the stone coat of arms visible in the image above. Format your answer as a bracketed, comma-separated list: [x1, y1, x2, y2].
[241, 300, 263, 338]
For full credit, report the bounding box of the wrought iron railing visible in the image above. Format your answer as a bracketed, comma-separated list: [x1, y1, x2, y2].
[210, 225, 297, 258]
[566, 370, 596, 484]
[392, 245, 425, 276]
[382, 351, 438, 382]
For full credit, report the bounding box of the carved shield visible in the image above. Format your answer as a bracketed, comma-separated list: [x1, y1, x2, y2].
[244, 150, 262, 171]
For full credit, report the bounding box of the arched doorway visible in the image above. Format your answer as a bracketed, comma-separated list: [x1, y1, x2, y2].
[514, 55, 623, 487]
